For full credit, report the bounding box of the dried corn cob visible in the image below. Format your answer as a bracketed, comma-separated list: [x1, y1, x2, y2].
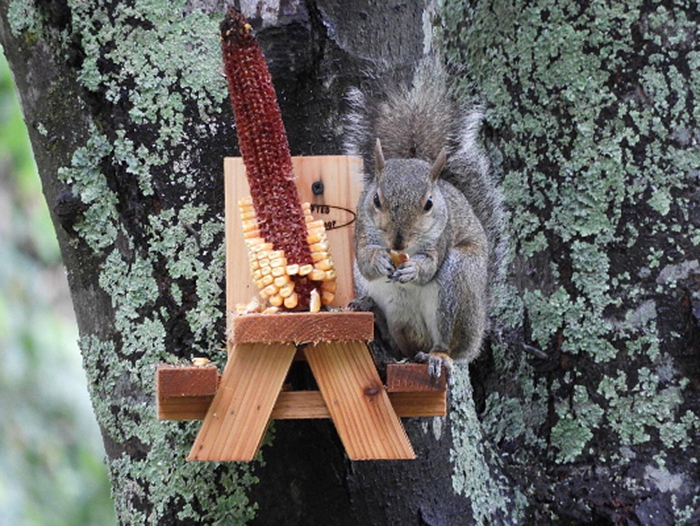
[239, 198, 338, 310]
[222, 8, 339, 310]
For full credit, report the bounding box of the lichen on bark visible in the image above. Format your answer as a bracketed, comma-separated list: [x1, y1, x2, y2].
[443, 0, 700, 521]
[4, 0, 262, 522]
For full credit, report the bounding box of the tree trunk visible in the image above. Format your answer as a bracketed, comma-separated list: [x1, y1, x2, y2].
[1, 0, 698, 525]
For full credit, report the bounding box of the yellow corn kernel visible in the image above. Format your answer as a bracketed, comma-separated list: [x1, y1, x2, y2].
[261, 274, 274, 286]
[315, 258, 334, 271]
[324, 269, 337, 281]
[258, 288, 270, 300]
[274, 275, 290, 288]
[245, 297, 261, 313]
[263, 284, 278, 297]
[192, 357, 212, 367]
[239, 196, 253, 206]
[255, 278, 266, 289]
[263, 306, 280, 314]
[279, 282, 295, 298]
[309, 269, 326, 281]
[246, 237, 265, 247]
[299, 264, 314, 276]
[252, 269, 263, 281]
[311, 251, 328, 262]
[242, 219, 259, 232]
[321, 280, 337, 293]
[260, 266, 272, 276]
[284, 292, 298, 309]
[321, 291, 335, 306]
[244, 229, 261, 239]
[309, 289, 321, 313]
[310, 242, 329, 253]
[269, 294, 283, 307]
[307, 220, 325, 231]
[270, 257, 287, 269]
[269, 250, 284, 260]
[307, 232, 326, 244]
[286, 264, 299, 275]
[252, 242, 274, 253]
[272, 266, 286, 277]
[240, 209, 257, 220]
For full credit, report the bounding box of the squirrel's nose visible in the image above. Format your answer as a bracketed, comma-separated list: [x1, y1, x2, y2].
[392, 232, 406, 251]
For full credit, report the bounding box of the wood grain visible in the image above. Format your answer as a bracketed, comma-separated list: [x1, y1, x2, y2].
[158, 396, 215, 421]
[156, 364, 219, 398]
[231, 311, 374, 344]
[304, 341, 415, 460]
[225, 155, 363, 313]
[159, 390, 446, 421]
[157, 362, 447, 421]
[389, 392, 447, 418]
[386, 363, 447, 392]
[187, 342, 296, 462]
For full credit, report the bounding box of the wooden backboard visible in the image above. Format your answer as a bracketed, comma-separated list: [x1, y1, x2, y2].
[225, 156, 363, 312]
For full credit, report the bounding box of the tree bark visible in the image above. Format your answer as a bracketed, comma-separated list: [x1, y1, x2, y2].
[1, 0, 698, 525]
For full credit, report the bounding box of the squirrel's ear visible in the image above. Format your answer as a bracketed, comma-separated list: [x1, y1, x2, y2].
[374, 138, 385, 177]
[430, 148, 447, 181]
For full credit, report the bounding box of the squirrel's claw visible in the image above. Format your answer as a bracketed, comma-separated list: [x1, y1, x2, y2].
[391, 260, 419, 283]
[415, 351, 453, 382]
[348, 296, 378, 312]
[372, 250, 395, 278]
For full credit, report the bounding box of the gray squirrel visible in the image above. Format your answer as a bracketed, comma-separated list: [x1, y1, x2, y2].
[347, 60, 505, 379]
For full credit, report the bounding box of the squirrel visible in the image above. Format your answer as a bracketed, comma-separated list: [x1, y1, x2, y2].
[346, 59, 505, 379]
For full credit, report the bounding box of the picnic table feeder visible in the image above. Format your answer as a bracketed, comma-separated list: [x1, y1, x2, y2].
[154, 9, 446, 462]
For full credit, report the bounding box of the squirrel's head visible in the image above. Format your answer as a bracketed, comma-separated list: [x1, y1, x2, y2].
[366, 139, 449, 253]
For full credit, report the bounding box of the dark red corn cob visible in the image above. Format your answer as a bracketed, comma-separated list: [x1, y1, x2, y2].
[221, 8, 317, 309]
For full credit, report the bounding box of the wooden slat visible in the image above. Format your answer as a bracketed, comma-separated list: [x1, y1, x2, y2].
[271, 391, 330, 419]
[158, 391, 446, 421]
[187, 342, 296, 462]
[386, 363, 447, 392]
[390, 392, 447, 418]
[231, 311, 374, 344]
[225, 156, 363, 311]
[158, 396, 215, 421]
[304, 341, 415, 460]
[156, 364, 219, 398]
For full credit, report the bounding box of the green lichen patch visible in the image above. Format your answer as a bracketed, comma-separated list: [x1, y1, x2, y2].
[9, 0, 262, 521]
[443, 0, 700, 519]
[7, 0, 40, 39]
[450, 367, 527, 524]
[551, 385, 604, 463]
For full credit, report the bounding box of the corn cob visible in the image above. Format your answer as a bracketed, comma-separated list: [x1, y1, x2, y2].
[221, 8, 337, 310]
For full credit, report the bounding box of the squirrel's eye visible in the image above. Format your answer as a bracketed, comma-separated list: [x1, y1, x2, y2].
[373, 192, 381, 209]
[424, 196, 433, 212]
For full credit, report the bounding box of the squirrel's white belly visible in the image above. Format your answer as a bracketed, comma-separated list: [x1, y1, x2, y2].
[366, 278, 440, 354]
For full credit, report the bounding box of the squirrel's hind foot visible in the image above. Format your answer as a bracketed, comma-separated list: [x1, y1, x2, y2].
[415, 351, 454, 383]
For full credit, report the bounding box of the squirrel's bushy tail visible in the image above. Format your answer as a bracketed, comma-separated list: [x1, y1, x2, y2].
[345, 57, 507, 287]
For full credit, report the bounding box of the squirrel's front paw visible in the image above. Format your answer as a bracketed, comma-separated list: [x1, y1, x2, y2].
[415, 351, 454, 381]
[371, 250, 394, 278]
[348, 295, 378, 312]
[391, 260, 419, 283]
